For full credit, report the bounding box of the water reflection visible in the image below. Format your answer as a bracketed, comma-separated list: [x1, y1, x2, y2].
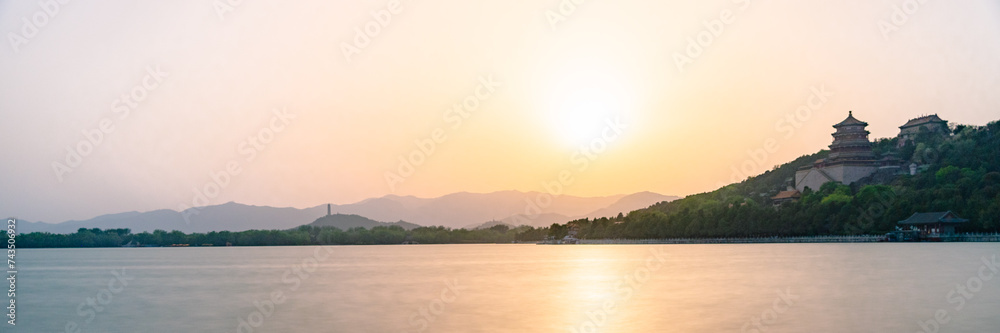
[13, 244, 1000, 332]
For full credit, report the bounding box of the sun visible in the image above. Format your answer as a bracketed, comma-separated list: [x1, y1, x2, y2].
[546, 70, 634, 147]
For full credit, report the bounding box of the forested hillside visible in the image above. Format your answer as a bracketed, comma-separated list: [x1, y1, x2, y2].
[539, 120, 1000, 240]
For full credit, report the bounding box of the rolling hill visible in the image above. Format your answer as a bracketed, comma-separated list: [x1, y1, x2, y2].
[306, 214, 420, 230]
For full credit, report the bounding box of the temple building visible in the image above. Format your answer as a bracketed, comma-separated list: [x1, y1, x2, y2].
[794, 111, 880, 192]
[897, 211, 968, 236]
[897, 114, 949, 147]
[770, 187, 802, 207]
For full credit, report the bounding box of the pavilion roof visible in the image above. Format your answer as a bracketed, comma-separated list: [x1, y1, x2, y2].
[898, 211, 969, 225]
[834, 111, 868, 127]
[771, 190, 801, 200]
[900, 114, 947, 128]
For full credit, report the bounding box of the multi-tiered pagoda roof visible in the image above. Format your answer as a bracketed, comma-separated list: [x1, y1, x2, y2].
[827, 111, 876, 162]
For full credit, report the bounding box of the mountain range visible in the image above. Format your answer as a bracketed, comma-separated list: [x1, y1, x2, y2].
[15, 191, 678, 234]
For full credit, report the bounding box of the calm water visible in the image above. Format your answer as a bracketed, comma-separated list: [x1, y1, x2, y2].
[9, 244, 1000, 332]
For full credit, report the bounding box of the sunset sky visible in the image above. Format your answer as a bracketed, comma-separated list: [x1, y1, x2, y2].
[2, 0, 999, 222]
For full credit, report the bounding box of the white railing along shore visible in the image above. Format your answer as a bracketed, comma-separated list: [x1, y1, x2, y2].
[553, 233, 1000, 244]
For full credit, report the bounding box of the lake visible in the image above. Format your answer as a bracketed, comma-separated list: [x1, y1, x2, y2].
[10, 244, 1000, 332]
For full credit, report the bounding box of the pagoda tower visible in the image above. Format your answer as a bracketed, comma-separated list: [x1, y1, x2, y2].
[827, 111, 875, 161]
[794, 111, 880, 192]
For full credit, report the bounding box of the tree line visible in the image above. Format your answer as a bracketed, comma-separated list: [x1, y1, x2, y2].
[5, 225, 556, 248]
[7, 224, 551, 248]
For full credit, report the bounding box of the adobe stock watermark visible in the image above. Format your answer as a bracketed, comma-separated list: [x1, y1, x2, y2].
[717, 85, 834, 188]
[568, 247, 667, 333]
[5, 218, 15, 327]
[179, 108, 295, 224]
[544, 0, 589, 31]
[63, 268, 134, 333]
[236, 246, 335, 333]
[877, 0, 930, 41]
[402, 279, 466, 333]
[511, 115, 627, 226]
[383, 75, 501, 192]
[915, 254, 998, 333]
[213, 0, 247, 21]
[909, 145, 943, 166]
[340, 0, 407, 62]
[6, 0, 72, 53]
[853, 187, 896, 234]
[52, 65, 169, 183]
[673, 0, 753, 73]
[740, 288, 798, 333]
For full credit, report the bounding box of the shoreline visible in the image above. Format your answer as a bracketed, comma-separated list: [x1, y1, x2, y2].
[13, 233, 1000, 248]
[538, 233, 1000, 245]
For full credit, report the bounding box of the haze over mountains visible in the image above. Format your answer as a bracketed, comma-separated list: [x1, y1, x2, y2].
[16, 191, 678, 234]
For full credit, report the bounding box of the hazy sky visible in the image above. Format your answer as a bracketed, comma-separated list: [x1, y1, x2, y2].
[2, 0, 999, 222]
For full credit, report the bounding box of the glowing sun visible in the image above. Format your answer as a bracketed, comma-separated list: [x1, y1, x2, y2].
[547, 71, 634, 147]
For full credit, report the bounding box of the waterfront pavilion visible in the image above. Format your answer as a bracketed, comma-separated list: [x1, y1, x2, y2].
[897, 211, 969, 235]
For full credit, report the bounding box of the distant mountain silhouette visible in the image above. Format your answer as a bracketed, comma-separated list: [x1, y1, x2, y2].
[307, 214, 420, 230]
[462, 213, 572, 230]
[18, 202, 324, 234]
[581, 191, 677, 219]
[18, 191, 678, 234]
[465, 192, 680, 229]
[329, 191, 678, 229]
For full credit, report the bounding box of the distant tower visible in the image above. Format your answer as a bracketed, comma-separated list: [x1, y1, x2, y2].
[827, 111, 875, 161]
[794, 111, 879, 192]
[327, 204, 331, 216]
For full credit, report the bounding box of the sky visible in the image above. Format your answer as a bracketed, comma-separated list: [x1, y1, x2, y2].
[2, 0, 999, 223]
